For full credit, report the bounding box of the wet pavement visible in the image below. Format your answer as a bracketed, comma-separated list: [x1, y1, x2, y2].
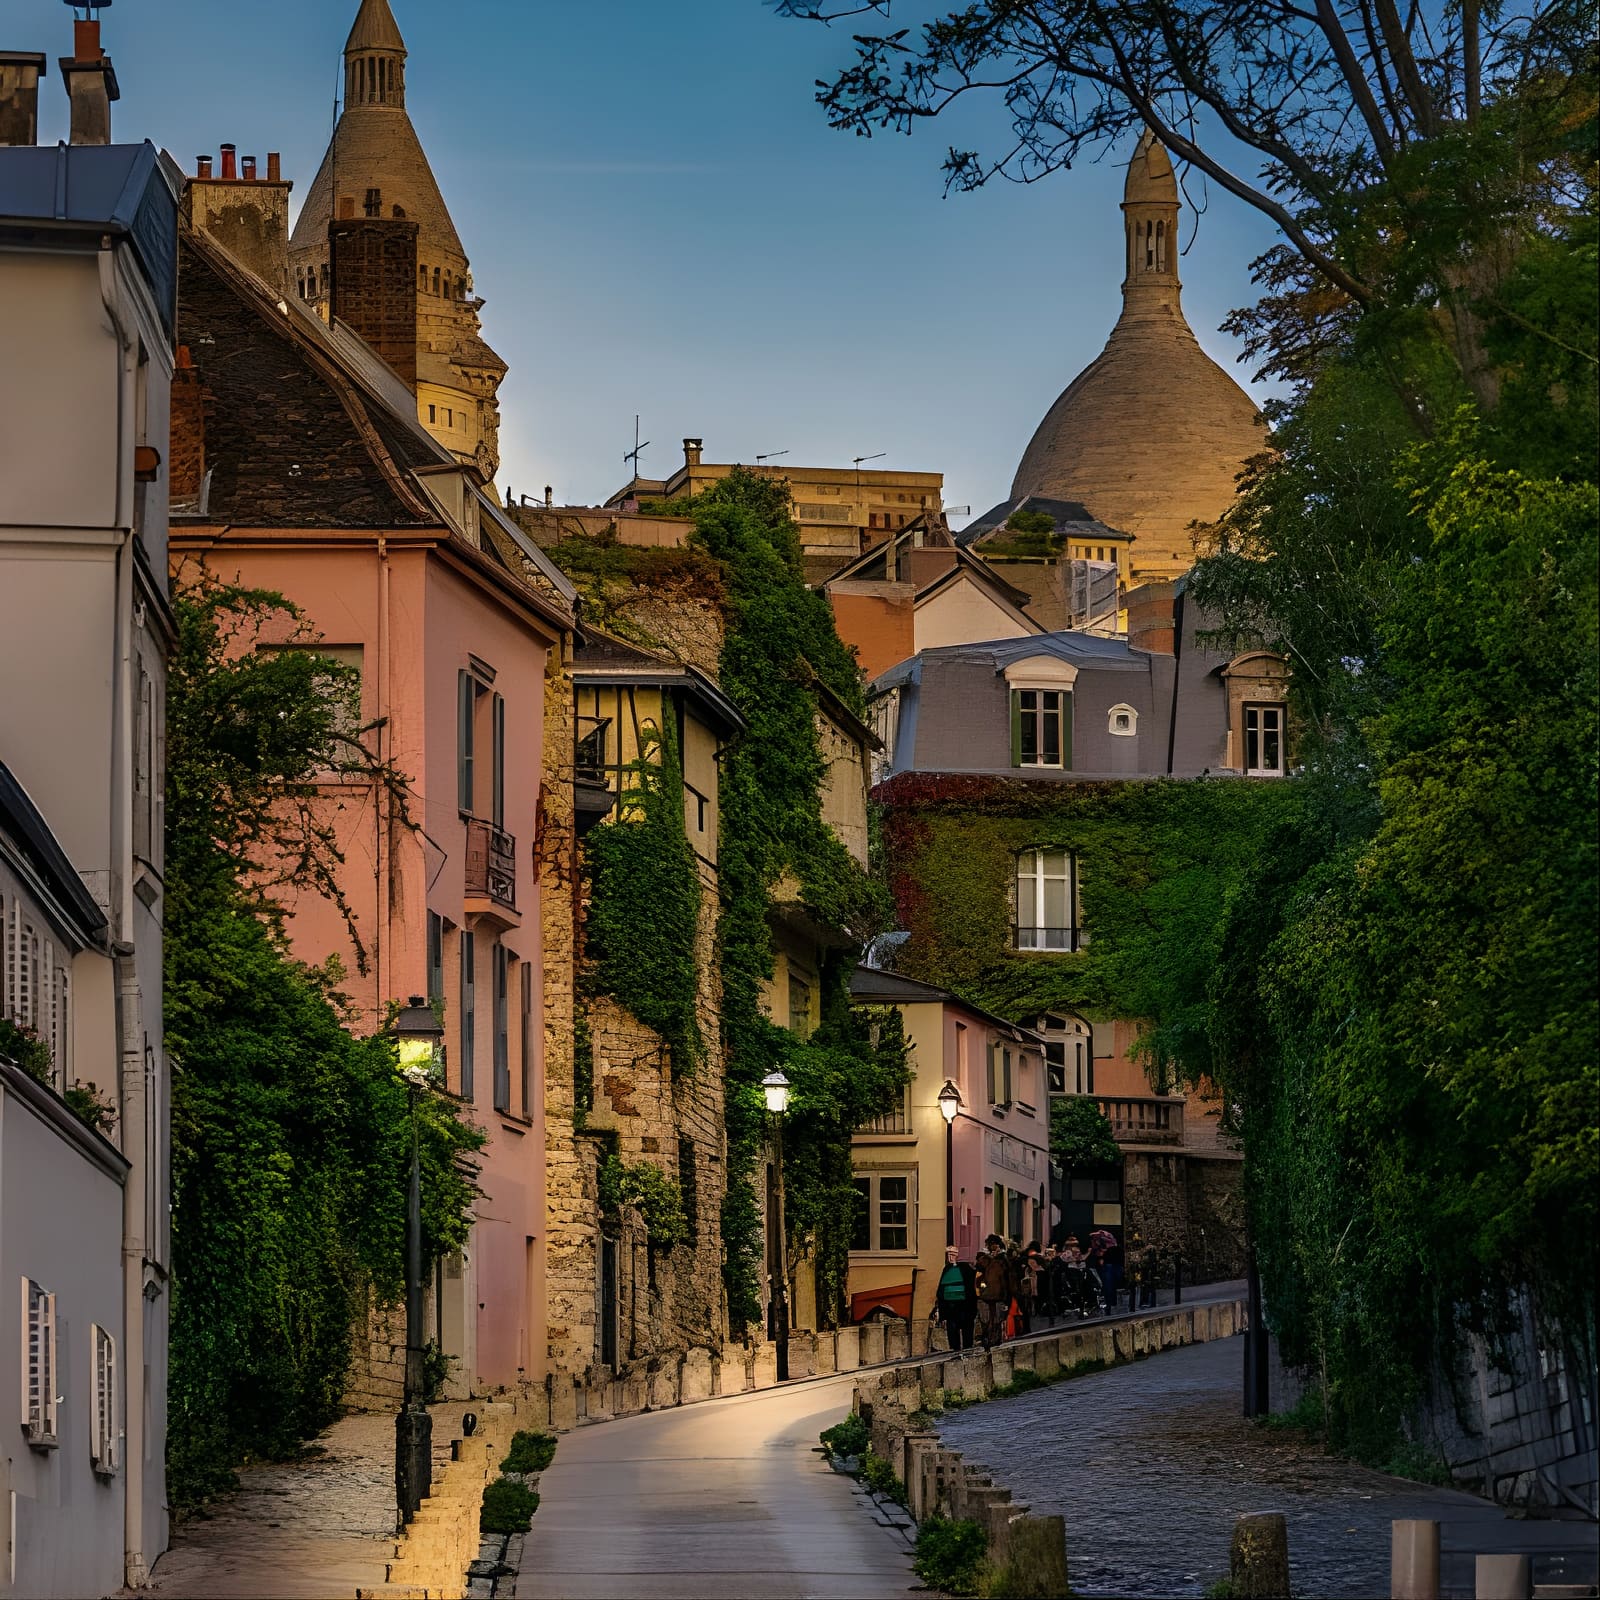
[937, 1338, 1598, 1598]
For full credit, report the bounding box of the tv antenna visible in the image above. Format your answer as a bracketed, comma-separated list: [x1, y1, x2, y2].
[756, 451, 789, 468]
[853, 453, 886, 471]
[622, 416, 650, 482]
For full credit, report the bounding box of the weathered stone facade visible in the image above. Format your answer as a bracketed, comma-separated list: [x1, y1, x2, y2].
[1121, 1151, 1246, 1281]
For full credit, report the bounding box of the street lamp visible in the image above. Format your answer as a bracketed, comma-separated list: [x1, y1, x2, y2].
[389, 996, 442, 1525]
[937, 1080, 961, 1247]
[762, 1070, 791, 1382]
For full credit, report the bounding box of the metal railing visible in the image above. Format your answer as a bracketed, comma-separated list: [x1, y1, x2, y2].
[1013, 925, 1085, 952]
[464, 817, 516, 911]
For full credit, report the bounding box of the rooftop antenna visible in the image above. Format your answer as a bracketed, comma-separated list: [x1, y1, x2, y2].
[622, 415, 650, 485]
[756, 451, 789, 468]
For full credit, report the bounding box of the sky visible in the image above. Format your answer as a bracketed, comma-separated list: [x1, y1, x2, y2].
[28, 0, 1283, 519]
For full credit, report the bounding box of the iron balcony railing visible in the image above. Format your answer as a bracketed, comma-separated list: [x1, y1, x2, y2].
[1013, 925, 1086, 952]
[464, 817, 517, 911]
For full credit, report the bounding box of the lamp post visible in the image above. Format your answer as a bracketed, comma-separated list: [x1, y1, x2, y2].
[762, 1070, 791, 1382]
[937, 1080, 961, 1247]
[390, 996, 443, 1525]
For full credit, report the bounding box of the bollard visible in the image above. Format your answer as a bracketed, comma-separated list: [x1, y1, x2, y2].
[1474, 1554, 1531, 1600]
[1391, 1519, 1440, 1599]
[1230, 1511, 1291, 1598]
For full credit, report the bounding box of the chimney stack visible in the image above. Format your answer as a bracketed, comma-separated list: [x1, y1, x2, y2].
[0, 52, 47, 147]
[266, 152, 281, 183]
[59, 16, 118, 147]
[683, 437, 703, 470]
[544, 485, 553, 508]
[185, 142, 295, 296]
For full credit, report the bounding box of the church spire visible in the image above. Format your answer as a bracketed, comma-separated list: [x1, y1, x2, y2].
[1121, 129, 1180, 299]
[344, 0, 407, 109]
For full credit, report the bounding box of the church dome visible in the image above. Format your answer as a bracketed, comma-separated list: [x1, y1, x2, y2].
[1010, 132, 1265, 578]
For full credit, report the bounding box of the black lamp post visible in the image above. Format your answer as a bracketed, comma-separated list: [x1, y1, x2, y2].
[937, 1079, 961, 1247]
[763, 1070, 791, 1382]
[390, 996, 443, 1524]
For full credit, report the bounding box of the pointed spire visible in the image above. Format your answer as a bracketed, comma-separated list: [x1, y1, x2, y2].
[1123, 128, 1177, 207]
[345, 0, 406, 57]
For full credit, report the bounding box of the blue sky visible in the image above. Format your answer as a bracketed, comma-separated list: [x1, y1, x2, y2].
[34, 0, 1281, 517]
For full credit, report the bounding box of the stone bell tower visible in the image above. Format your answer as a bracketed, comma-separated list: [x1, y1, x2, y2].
[288, 0, 506, 479]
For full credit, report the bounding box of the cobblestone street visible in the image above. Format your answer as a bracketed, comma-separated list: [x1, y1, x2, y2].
[938, 1338, 1599, 1598]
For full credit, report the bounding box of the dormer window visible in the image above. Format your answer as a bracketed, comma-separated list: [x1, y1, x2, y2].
[1108, 704, 1138, 737]
[1004, 655, 1078, 771]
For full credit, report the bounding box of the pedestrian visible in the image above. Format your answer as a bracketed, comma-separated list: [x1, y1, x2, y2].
[975, 1234, 1012, 1349]
[1101, 1230, 1124, 1310]
[935, 1245, 977, 1352]
[1016, 1241, 1042, 1335]
[1039, 1243, 1061, 1320]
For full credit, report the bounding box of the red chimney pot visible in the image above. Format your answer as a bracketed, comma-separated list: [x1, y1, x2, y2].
[196, 155, 213, 179]
[73, 19, 102, 63]
[242, 155, 257, 180]
[220, 143, 236, 180]
[266, 152, 281, 183]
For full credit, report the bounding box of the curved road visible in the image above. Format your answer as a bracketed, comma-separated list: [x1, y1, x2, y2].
[513, 1374, 917, 1600]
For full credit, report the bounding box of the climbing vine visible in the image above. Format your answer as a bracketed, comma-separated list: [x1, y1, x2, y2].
[597, 1154, 690, 1251]
[583, 716, 704, 1075]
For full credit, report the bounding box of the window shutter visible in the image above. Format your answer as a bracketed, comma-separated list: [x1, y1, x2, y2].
[45, 1290, 57, 1438]
[492, 692, 506, 829]
[1009, 691, 1022, 767]
[457, 669, 474, 813]
[1061, 690, 1074, 771]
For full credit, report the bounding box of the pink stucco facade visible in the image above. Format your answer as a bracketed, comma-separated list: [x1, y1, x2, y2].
[173, 524, 566, 1393]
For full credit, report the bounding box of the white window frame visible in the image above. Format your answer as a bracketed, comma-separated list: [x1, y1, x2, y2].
[849, 1171, 917, 1256]
[1014, 848, 1081, 952]
[20, 1277, 58, 1448]
[1107, 703, 1138, 737]
[1244, 702, 1286, 777]
[91, 1323, 119, 1475]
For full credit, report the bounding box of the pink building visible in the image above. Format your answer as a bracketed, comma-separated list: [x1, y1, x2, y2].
[169, 227, 576, 1393]
[848, 969, 1051, 1322]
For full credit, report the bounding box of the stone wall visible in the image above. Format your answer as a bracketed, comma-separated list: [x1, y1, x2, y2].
[1120, 1151, 1246, 1282]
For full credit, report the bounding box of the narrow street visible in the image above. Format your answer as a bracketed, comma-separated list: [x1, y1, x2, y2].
[513, 1374, 916, 1600]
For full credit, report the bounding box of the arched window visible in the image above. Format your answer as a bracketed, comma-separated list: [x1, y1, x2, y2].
[1107, 703, 1138, 737]
[1145, 221, 1155, 269]
[1156, 220, 1166, 271]
[1014, 848, 1081, 951]
[433, 267, 441, 296]
[419, 265, 428, 290]
[1035, 1012, 1094, 1095]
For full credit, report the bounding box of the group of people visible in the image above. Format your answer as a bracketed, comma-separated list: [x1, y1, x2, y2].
[933, 1231, 1127, 1351]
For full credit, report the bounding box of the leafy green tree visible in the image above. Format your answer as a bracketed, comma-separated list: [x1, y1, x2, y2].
[1050, 1096, 1120, 1169]
[165, 578, 482, 1509]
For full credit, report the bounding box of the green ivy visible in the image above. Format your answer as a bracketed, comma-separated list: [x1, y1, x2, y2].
[583, 716, 704, 1075]
[597, 1154, 690, 1251]
[1, 1015, 118, 1137]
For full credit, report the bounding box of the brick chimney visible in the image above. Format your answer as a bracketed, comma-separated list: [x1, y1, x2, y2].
[185, 146, 295, 295]
[0, 52, 47, 147]
[1126, 580, 1178, 654]
[683, 438, 703, 470]
[329, 214, 420, 388]
[169, 346, 207, 504]
[58, 16, 118, 147]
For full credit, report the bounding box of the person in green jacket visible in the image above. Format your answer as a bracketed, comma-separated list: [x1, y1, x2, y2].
[935, 1245, 977, 1351]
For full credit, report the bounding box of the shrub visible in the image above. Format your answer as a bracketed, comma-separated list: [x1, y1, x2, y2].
[914, 1515, 989, 1595]
[480, 1476, 540, 1534]
[859, 1449, 907, 1504]
[501, 1429, 557, 1475]
[819, 1410, 869, 1459]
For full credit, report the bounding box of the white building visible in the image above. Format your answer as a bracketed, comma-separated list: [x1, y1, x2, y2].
[0, 23, 177, 1594]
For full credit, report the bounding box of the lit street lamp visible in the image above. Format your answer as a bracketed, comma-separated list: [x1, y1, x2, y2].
[762, 1069, 791, 1382]
[390, 996, 443, 1524]
[938, 1080, 961, 1247]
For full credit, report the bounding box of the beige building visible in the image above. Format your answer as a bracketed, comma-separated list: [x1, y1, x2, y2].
[0, 31, 175, 1593]
[975, 133, 1266, 582]
[609, 438, 944, 568]
[288, 0, 507, 478]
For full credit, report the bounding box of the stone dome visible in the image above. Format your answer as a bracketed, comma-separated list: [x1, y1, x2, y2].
[1010, 132, 1265, 578]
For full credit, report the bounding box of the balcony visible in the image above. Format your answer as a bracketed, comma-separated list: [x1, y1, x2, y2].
[464, 817, 517, 920]
[1013, 925, 1087, 953]
[1095, 1094, 1185, 1147]
[857, 1089, 912, 1137]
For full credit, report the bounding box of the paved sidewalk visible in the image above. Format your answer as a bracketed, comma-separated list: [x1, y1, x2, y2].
[514, 1375, 917, 1600]
[145, 1402, 479, 1599]
[938, 1337, 1599, 1599]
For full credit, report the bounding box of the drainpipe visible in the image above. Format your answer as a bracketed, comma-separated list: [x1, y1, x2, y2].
[99, 239, 153, 1588]
[1164, 585, 1186, 776]
[376, 535, 389, 1017]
